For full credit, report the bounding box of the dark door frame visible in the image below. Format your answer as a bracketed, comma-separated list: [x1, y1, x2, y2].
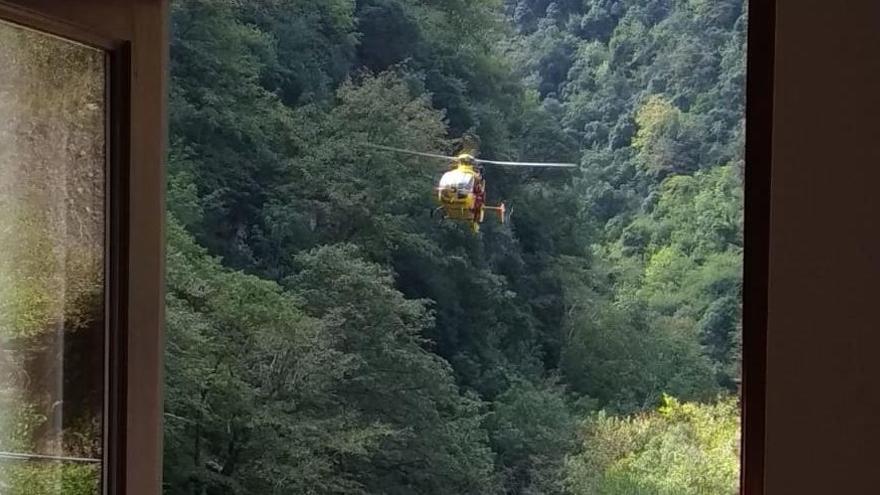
[0, 2, 167, 495]
[0, 0, 774, 493]
[742, 0, 775, 493]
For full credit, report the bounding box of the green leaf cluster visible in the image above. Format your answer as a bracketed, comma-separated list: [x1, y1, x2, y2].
[565, 396, 740, 495]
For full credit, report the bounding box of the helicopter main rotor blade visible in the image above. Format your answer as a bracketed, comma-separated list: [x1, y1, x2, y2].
[475, 158, 577, 168]
[359, 143, 456, 161]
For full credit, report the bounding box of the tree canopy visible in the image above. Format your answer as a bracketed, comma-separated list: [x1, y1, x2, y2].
[163, 0, 746, 493]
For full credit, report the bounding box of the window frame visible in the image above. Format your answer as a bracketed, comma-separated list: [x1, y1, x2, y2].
[0, 2, 167, 495]
[0, 0, 776, 493]
[742, 0, 775, 493]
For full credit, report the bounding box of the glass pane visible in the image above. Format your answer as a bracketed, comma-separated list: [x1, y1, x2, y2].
[0, 19, 105, 494]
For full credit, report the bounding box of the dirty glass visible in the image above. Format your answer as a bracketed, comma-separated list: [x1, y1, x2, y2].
[0, 19, 105, 494]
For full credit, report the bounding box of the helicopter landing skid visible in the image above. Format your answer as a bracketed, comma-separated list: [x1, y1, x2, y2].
[482, 203, 509, 224]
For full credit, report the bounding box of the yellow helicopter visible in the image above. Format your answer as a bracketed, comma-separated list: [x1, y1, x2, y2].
[363, 143, 576, 232]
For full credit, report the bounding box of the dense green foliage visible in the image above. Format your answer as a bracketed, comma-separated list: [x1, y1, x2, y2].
[565, 396, 740, 494]
[164, 0, 745, 493]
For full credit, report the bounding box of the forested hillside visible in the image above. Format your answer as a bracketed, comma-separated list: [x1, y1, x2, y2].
[163, 0, 746, 493]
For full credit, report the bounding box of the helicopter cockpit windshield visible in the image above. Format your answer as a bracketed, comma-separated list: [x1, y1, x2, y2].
[439, 169, 474, 193]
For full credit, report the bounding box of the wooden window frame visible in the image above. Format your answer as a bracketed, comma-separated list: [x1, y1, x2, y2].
[0, 2, 167, 494]
[0, 0, 776, 493]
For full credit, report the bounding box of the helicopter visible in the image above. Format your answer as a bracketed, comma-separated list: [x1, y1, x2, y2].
[362, 143, 576, 233]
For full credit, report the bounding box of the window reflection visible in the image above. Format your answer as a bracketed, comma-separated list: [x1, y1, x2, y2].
[0, 20, 105, 494]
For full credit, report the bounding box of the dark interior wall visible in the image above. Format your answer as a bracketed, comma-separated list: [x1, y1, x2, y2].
[765, 0, 880, 492]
